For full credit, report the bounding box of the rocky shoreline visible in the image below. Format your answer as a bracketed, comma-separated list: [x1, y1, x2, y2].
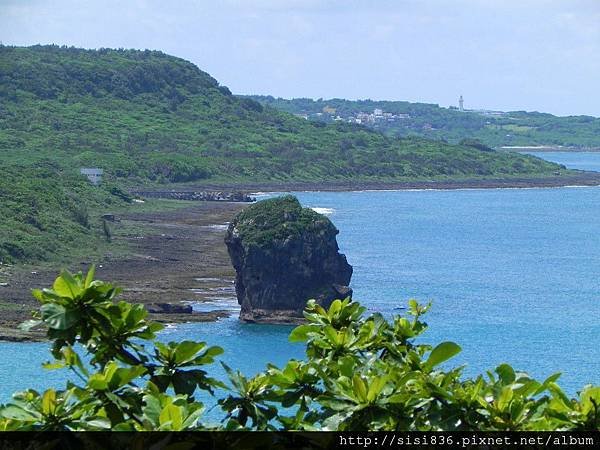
[0, 201, 248, 342]
[3, 171, 600, 341]
[508, 147, 600, 152]
[131, 190, 255, 202]
[186, 171, 600, 193]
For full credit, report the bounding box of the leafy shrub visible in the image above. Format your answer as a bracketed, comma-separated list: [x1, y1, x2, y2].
[105, 185, 132, 203]
[0, 268, 598, 431]
[102, 220, 112, 243]
[71, 203, 90, 229]
[459, 138, 495, 152]
[0, 164, 134, 264]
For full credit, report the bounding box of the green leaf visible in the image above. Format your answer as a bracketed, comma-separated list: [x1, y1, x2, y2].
[542, 372, 562, 386]
[323, 326, 340, 345]
[497, 386, 514, 411]
[408, 299, 419, 315]
[40, 303, 79, 330]
[496, 363, 516, 384]
[0, 405, 41, 421]
[174, 341, 206, 365]
[84, 265, 96, 289]
[580, 386, 600, 415]
[203, 345, 224, 359]
[108, 366, 146, 390]
[352, 375, 368, 403]
[288, 324, 317, 342]
[337, 356, 356, 378]
[84, 417, 111, 429]
[154, 342, 170, 360]
[88, 375, 109, 391]
[182, 405, 204, 429]
[41, 389, 57, 416]
[53, 271, 79, 298]
[63, 346, 89, 377]
[327, 300, 342, 320]
[172, 371, 198, 396]
[142, 393, 162, 425]
[367, 376, 387, 402]
[42, 361, 66, 371]
[159, 403, 183, 430]
[31, 289, 44, 302]
[424, 341, 461, 369]
[18, 320, 43, 332]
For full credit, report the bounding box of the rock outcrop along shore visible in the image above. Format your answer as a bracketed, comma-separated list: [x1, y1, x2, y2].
[225, 195, 352, 323]
[132, 190, 255, 202]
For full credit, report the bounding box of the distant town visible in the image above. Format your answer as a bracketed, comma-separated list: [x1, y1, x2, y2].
[250, 94, 600, 149]
[295, 107, 412, 125]
[294, 96, 508, 127]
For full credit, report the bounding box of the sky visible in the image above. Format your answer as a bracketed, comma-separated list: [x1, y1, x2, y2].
[1, 0, 599, 116]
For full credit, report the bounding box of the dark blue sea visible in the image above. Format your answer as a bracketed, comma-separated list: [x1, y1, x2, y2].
[1, 151, 599, 404]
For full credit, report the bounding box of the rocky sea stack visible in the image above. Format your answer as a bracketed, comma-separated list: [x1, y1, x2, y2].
[225, 195, 353, 323]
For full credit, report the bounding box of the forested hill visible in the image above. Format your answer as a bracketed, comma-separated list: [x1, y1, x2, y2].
[0, 45, 563, 186]
[247, 96, 600, 149]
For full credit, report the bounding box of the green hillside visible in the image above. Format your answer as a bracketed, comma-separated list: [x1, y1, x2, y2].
[0, 45, 572, 264]
[247, 96, 600, 149]
[0, 163, 130, 263]
[0, 45, 563, 185]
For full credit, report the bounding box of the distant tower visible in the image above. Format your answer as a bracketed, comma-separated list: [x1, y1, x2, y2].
[459, 95, 464, 112]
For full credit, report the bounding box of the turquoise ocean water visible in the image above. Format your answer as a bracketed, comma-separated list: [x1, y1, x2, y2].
[1, 151, 599, 403]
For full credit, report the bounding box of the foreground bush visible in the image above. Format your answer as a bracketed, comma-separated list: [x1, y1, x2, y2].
[0, 268, 598, 431]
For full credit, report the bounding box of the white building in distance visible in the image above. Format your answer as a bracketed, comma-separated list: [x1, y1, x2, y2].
[80, 168, 103, 185]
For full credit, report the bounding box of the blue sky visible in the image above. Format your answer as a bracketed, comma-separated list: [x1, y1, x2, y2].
[1, 0, 599, 116]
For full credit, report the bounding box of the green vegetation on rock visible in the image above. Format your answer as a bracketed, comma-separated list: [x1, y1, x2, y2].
[232, 196, 334, 247]
[1, 269, 598, 431]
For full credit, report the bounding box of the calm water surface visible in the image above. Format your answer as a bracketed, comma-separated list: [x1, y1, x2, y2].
[526, 151, 600, 171]
[1, 152, 599, 402]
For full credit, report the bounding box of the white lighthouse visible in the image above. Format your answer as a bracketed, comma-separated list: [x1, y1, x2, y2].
[459, 95, 464, 112]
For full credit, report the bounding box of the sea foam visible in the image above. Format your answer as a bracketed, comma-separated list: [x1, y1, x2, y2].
[310, 207, 334, 215]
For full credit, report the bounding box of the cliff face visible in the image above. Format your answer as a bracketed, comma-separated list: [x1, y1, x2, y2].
[224, 196, 352, 323]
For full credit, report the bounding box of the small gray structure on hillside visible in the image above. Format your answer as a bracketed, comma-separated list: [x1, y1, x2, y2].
[80, 168, 103, 185]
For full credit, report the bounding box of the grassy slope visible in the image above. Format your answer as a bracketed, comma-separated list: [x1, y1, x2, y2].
[247, 96, 600, 148]
[0, 164, 190, 266]
[0, 45, 568, 264]
[0, 45, 563, 185]
[0, 164, 133, 263]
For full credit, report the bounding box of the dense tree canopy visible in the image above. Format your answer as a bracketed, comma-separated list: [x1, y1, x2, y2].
[0, 45, 563, 185]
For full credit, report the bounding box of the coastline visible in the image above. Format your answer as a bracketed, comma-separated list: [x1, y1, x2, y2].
[507, 147, 600, 152]
[3, 170, 600, 342]
[184, 171, 600, 194]
[0, 201, 247, 342]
